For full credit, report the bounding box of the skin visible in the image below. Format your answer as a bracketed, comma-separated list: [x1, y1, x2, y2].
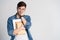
[13, 6, 27, 35]
[17, 6, 26, 16]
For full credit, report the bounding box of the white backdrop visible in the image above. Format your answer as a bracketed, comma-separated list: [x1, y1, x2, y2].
[0, 0, 60, 40]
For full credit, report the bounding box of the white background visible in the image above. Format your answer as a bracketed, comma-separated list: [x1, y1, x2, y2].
[0, 0, 60, 40]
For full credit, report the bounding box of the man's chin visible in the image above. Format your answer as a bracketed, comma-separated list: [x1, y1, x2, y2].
[19, 14, 24, 16]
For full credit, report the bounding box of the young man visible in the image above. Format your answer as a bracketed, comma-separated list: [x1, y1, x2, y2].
[7, 1, 33, 40]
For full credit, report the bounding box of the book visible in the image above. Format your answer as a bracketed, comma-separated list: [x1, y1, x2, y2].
[13, 19, 26, 35]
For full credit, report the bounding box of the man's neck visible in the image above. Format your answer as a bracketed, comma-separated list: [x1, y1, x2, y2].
[16, 13, 24, 19]
[16, 14, 20, 19]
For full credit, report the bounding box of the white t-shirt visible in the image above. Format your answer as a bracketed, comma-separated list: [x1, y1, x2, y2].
[14, 32, 28, 40]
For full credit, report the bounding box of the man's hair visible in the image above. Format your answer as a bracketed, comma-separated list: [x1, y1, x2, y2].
[17, 1, 27, 8]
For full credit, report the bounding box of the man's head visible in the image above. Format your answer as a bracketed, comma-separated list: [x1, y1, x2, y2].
[17, 1, 27, 16]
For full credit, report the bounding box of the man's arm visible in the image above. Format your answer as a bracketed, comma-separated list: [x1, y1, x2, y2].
[21, 15, 32, 30]
[7, 18, 15, 36]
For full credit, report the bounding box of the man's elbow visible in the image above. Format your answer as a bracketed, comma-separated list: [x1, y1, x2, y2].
[8, 30, 15, 36]
[26, 22, 32, 29]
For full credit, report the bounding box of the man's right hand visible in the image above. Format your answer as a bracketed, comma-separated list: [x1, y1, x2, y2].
[13, 29, 19, 35]
[13, 28, 25, 35]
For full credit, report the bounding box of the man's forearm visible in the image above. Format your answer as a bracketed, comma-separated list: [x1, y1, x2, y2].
[21, 17, 27, 25]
